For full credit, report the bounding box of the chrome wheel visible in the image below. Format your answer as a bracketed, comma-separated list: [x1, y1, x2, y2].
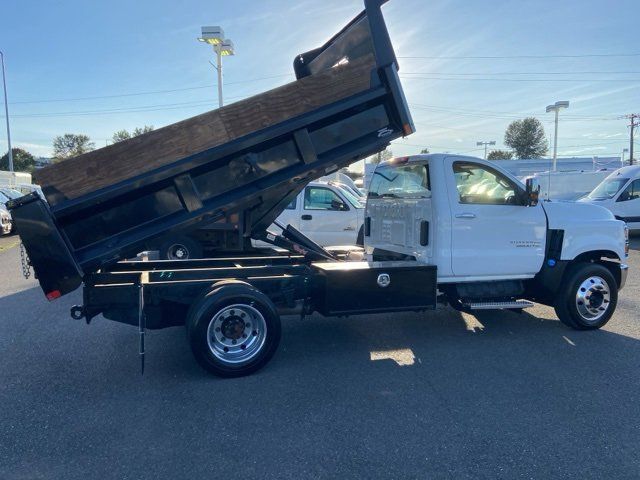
[167, 243, 189, 260]
[575, 276, 611, 322]
[206, 304, 267, 365]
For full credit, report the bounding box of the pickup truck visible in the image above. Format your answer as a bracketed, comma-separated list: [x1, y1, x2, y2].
[365, 154, 629, 329]
[161, 181, 364, 259]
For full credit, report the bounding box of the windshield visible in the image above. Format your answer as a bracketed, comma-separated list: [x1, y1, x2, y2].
[0, 188, 23, 200]
[368, 164, 430, 199]
[337, 185, 364, 208]
[587, 177, 629, 200]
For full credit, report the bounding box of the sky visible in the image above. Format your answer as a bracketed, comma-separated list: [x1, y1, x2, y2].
[1, 0, 639, 170]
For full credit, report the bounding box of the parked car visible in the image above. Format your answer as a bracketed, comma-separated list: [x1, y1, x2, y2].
[0, 204, 12, 235]
[579, 165, 640, 230]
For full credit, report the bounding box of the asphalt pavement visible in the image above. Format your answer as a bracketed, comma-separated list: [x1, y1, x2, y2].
[1, 233, 639, 479]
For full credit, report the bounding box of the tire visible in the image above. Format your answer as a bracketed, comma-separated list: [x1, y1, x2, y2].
[554, 262, 618, 330]
[158, 236, 202, 260]
[356, 225, 364, 247]
[186, 282, 281, 377]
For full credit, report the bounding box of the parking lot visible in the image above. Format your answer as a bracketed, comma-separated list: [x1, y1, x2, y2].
[1, 233, 639, 479]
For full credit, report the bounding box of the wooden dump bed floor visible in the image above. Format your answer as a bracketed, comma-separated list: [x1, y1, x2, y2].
[34, 55, 375, 207]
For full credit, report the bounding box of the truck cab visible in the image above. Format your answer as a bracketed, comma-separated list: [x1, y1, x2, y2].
[365, 154, 629, 329]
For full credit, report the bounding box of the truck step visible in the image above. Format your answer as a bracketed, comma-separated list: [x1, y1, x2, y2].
[464, 300, 534, 310]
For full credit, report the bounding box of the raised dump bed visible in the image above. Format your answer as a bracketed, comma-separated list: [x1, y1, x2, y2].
[10, 0, 414, 300]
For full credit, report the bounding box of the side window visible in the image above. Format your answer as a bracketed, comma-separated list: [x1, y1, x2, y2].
[285, 197, 297, 210]
[453, 162, 522, 205]
[618, 179, 640, 202]
[304, 187, 348, 211]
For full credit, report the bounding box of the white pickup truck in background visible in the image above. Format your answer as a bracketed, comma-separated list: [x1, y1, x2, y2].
[580, 165, 640, 231]
[364, 154, 629, 330]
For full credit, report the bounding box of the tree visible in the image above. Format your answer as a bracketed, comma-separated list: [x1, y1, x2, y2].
[112, 130, 131, 143]
[420, 148, 430, 154]
[52, 134, 95, 161]
[0, 148, 36, 173]
[487, 149, 513, 160]
[112, 125, 154, 144]
[370, 148, 393, 165]
[504, 117, 548, 159]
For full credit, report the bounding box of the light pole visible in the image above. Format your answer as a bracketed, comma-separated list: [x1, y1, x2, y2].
[546, 101, 570, 171]
[0, 51, 13, 173]
[476, 141, 495, 159]
[198, 26, 235, 108]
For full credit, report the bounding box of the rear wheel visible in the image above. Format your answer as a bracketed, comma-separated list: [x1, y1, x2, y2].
[186, 282, 281, 377]
[554, 262, 617, 330]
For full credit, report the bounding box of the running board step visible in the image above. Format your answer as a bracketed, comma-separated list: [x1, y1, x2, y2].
[464, 300, 534, 310]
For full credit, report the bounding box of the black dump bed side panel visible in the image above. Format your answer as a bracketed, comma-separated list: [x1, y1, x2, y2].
[10, 0, 414, 299]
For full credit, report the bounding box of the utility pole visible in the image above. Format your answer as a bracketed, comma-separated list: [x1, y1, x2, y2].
[0, 51, 13, 173]
[476, 141, 495, 159]
[625, 114, 639, 165]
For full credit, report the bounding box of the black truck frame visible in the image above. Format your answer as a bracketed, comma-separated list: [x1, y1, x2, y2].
[9, 0, 438, 377]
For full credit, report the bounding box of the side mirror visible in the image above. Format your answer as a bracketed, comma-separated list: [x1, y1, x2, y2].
[525, 178, 540, 206]
[331, 199, 348, 211]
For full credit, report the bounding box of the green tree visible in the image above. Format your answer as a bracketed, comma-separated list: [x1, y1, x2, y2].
[112, 125, 154, 144]
[487, 149, 513, 160]
[420, 148, 430, 154]
[52, 134, 95, 161]
[112, 130, 131, 143]
[0, 148, 36, 173]
[370, 148, 393, 165]
[504, 117, 548, 159]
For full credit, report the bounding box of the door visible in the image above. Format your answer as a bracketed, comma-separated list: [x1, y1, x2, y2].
[448, 160, 546, 277]
[613, 179, 640, 228]
[299, 185, 358, 245]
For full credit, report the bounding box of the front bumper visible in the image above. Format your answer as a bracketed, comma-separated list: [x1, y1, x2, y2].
[619, 263, 629, 290]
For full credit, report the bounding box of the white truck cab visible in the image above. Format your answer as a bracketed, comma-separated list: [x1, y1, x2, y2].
[269, 181, 365, 246]
[579, 165, 640, 230]
[364, 154, 629, 330]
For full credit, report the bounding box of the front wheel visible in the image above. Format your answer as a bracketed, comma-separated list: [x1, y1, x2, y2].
[186, 282, 281, 377]
[554, 262, 618, 330]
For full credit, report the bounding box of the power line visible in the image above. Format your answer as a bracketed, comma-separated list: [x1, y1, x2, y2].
[398, 53, 640, 59]
[402, 70, 640, 76]
[8, 73, 292, 106]
[400, 75, 639, 83]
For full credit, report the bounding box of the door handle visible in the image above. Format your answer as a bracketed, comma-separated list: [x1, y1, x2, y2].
[343, 226, 355, 231]
[455, 213, 476, 219]
[301, 214, 312, 220]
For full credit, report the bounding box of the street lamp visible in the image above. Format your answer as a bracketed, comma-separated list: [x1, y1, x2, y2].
[0, 51, 13, 173]
[546, 100, 570, 172]
[476, 140, 496, 159]
[198, 26, 235, 108]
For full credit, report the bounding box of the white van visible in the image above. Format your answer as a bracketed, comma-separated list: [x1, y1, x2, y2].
[580, 165, 640, 230]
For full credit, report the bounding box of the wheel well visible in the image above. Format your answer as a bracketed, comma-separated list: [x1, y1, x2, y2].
[571, 250, 622, 288]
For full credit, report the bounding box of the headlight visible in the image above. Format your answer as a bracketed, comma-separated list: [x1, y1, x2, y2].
[624, 225, 630, 257]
